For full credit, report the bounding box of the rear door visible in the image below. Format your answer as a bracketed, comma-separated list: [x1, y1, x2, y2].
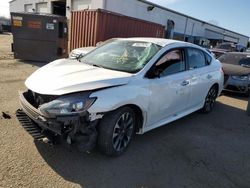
[186, 48, 214, 108]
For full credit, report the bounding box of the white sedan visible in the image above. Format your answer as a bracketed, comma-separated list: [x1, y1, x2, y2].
[17, 38, 224, 156]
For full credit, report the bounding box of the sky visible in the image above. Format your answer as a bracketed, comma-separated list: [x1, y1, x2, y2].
[0, 0, 9, 17]
[0, 0, 249, 37]
[149, 0, 250, 37]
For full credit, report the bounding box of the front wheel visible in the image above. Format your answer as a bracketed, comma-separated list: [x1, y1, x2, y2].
[201, 85, 218, 113]
[98, 107, 136, 156]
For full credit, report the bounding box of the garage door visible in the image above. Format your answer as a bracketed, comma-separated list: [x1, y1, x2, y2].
[224, 36, 238, 43]
[36, 2, 48, 13]
[72, 0, 91, 11]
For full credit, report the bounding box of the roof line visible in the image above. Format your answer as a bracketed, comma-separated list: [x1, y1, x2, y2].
[138, 0, 249, 38]
[9, 0, 16, 3]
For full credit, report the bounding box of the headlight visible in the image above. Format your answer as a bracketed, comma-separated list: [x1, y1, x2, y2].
[39, 93, 96, 116]
[231, 75, 249, 81]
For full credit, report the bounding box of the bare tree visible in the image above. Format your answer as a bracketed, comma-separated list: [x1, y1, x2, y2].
[0, 16, 11, 25]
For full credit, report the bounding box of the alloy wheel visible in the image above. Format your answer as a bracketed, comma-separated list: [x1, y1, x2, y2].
[205, 87, 217, 112]
[112, 112, 134, 152]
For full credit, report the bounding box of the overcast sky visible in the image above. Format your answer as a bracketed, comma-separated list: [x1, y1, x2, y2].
[0, 0, 9, 18]
[0, 0, 249, 37]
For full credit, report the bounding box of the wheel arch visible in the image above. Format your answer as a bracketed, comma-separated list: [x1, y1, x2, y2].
[102, 104, 145, 134]
[212, 83, 219, 96]
[125, 104, 144, 133]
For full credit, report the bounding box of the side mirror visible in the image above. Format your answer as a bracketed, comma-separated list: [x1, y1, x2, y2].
[146, 67, 160, 79]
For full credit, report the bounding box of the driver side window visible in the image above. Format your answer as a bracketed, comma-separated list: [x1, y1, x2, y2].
[155, 49, 185, 77]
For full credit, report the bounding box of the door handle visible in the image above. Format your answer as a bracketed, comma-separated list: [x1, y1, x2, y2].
[181, 80, 190, 86]
[207, 74, 212, 79]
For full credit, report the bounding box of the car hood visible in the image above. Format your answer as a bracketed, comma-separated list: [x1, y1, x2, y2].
[25, 59, 132, 95]
[222, 63, 250, 76]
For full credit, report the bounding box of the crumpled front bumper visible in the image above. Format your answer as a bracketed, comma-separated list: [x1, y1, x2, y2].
[224, 76, 250, 94]
[16, 91, 98, 150]
[18, 91, 84, 135]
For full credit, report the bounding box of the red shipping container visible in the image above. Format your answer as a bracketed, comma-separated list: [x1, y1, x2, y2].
[70, 9, 165, 51]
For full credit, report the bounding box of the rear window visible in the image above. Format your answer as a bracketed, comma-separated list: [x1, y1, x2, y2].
[205, 53, 212, 65]
[187, 48, 206, 69]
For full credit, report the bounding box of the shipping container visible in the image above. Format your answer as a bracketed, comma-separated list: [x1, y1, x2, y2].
[70, 9, 165, 51]
[11, 12, 68, 62]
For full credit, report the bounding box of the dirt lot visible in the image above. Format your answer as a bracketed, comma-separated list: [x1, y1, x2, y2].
[0, 33, 250, 188]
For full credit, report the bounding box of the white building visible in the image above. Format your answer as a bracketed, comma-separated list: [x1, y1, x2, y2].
[9, 0, 249, 46]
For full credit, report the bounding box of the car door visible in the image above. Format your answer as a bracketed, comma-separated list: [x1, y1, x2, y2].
[186, 48, 214, 108]
[146, 48, 192, 127]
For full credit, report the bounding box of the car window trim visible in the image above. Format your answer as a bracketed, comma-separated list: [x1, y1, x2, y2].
[185, 47, 209, 70]
[145, 47, 187, 78]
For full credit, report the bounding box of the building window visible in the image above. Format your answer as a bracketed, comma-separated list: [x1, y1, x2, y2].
[36, 2, 48, 13]
[24, 4, 33, 12]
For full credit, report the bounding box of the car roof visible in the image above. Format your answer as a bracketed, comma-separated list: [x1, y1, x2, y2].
[116, 37, 191, 47]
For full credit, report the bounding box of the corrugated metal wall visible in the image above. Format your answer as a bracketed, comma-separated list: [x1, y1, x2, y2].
[70, 9, 165, 50]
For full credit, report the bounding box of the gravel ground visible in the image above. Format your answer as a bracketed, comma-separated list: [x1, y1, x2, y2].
[0, 34, 250, 188]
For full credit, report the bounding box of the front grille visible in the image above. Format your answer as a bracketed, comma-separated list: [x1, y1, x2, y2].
[16, 109, 46, 140]
[226, 85, 239, 91]
[26, 90, 58, 108]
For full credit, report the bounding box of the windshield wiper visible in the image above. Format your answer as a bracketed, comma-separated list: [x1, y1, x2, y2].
[76, 54, 84, 61]
[92, 64, 104, 68]
[82, 61, 104, 69]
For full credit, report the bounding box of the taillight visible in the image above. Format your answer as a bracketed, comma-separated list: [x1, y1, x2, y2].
[221, 67, 225, 74]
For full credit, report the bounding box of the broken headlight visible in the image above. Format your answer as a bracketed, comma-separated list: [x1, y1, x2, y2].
[39, 93, 96, 116]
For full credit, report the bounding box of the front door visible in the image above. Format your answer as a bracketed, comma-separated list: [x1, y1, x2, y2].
[146, 49, 192, 127]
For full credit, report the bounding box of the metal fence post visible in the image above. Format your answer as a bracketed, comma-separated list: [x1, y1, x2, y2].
[247, 94, 250, 116]
[247, 83, 250, 116]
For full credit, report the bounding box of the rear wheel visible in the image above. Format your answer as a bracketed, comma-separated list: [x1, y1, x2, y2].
[98, 107, 136, 156]
[201, 85, 218, 113]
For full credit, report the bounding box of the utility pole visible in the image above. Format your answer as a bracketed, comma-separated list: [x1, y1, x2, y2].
[247, 94, 250, 116]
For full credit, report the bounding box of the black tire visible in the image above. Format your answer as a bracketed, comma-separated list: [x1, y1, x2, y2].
[98, 106, 136, 156]
[201, 85, 218, 113]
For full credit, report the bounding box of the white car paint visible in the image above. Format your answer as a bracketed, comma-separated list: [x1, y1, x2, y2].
[25, 58, 132, 95]
[25, 37, 224, 134]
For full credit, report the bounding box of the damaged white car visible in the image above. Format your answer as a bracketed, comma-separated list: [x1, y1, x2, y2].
[16, 38, 224, 156]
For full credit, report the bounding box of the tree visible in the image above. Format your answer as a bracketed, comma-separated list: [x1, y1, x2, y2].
[0, 16, 11, 25]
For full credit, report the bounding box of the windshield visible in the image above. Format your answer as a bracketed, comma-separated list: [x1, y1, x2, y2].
[80, 40, 162, 73]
